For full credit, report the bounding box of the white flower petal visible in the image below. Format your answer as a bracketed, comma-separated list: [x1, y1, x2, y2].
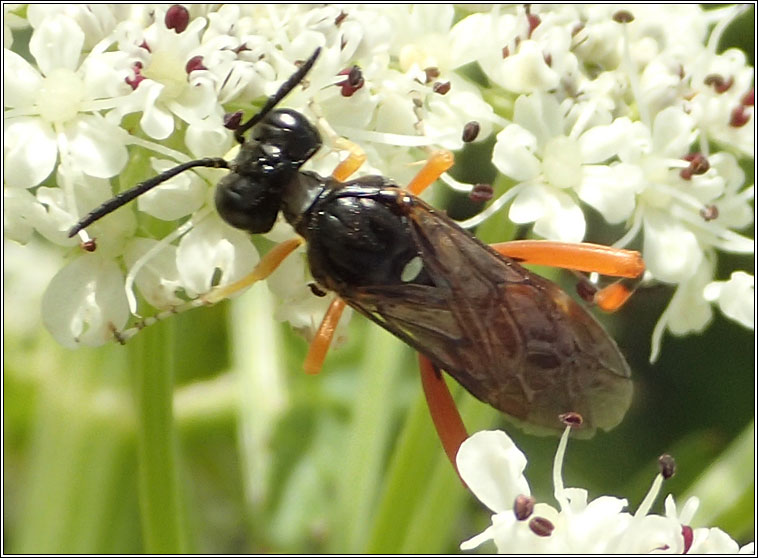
[651, 106, 696, 157]
[170, 78, 220, 126]
[3, 49, 42, 108]
[4, 187, 45, 244]
[29, 14, 85, 75]
[643, 214, 703, 283]
[689, 527, 741, 554]
[542, 136, 582, 189]
[138, 81, 175, 140]
[460, 522, 499, 551]
[509, 183, 548, 224]
[185, 123, 233, 158]
[33, 186, 80, 244]
[41, 254, 130, 348]
[176, 216, 259, 297]
[664, 269, 714, 336]
[65, 115, 128, 178]
[449, 13, 493, 68]
[532, 188, 586, 242]
[3, 117, 57, 188]
[576, 163, 644, 223]
[124, 237, 185, 308]
[704, 272, 754, 329]
[579, 117, 633, 164]
[499, 40, 560, 93]
[493, 124, 541, 181]
[456, 430, 530, 513]
[621, 514, 684, 553]
[513, 92, 564, 147]
[79, 49, 132, 99]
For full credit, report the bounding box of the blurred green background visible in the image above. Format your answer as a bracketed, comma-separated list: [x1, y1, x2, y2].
[3, 6, 754, 554]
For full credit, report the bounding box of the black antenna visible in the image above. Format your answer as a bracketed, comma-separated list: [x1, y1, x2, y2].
[68, 157, 229, 237]
[233, 47, 322, 143]
[67, 47, 322, 238]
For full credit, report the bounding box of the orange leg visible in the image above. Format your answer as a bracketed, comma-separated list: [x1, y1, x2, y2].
[203, 237, 304, 304]
[299, 140, 363, 374]
[331, 138, 367, 182]
[304, 298, 347, 375]
[418, 354, 468, 483]
[406, 150, 455, 195]
[490, 240, 645, 311]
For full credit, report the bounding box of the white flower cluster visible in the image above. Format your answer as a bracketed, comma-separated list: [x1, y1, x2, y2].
[453, 5, 754, 361]
[457, 429, 754, 554]
[3, 5, 754, 354]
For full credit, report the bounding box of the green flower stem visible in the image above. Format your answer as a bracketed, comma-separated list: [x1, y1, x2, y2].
[683, 420, 755, 539]
[364, 382, 440, 553]
[11, 344, 137, 553]
[365, 372, 499, 553]
[399, 393, 499, 553]
[229, 284, 287, 543]
[330, 325, 408, 553]
[130, 319, 189, 553]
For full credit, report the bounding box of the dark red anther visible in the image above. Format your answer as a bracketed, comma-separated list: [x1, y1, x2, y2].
[336, 65, 364, 97]
[223, 111, 243, 130]
[335, 10, 348, 26]
[529, 516, 554, 537]
[682, 525, 693, 553]
[432, 81, 451, 95]
[559, 411, 583, 427]
[527, 13, 541, 37]
[544, 52, 552, 67]
[165, 5, 190, 33]
[139, 40, 151, 53]
[502, 45, 510, 58]
[576, 279, 598, 303]
[125, 62, 145, 90]
[424, 66, 440, 83]
[730, 105, 750, 127]
[462, 121, 481, 143]
[185, 55, 207, 74]
[469, 183, 494, 203]
[741, 88, 754, 106]
[700, 204, 719, 221]
[658, 454, 676, 479]
[613, 10, 634, 23]
[704, 74, 734, 94]
[514, 494, 536, 521]
[680, 152, 710, 180]
[81, 239, 97, 252]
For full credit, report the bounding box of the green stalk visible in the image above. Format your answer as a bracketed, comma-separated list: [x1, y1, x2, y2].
[330, 326, 407, 553]
[365, 374, 500, 553]
[399, 394, 499, 553]
[682, 420, 755, 539]
[130, 319, 189, 553]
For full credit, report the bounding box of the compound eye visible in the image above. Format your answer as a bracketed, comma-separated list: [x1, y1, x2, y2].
[214, 172, 281, 233]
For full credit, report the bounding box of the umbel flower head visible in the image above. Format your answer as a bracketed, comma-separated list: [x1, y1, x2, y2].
[2, 5, 753, 358]
[457, 427, 754, 554]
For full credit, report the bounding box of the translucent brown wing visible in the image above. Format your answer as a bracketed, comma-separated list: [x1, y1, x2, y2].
[341, 198, 633, 435]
